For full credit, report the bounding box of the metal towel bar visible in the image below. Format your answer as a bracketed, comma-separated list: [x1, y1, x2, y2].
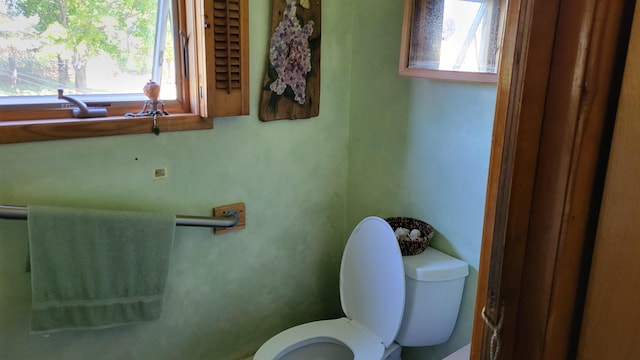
[0, 205, 239, 228]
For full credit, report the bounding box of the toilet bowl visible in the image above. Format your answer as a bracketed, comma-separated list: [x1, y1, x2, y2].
[255, 318, 384, 359]
[254, 216, 468, 360]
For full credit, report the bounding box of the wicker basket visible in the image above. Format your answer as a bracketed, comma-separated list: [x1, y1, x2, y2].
[385, 217, 435, 256]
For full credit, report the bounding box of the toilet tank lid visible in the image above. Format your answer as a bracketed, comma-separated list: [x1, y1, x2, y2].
[403, 247, 469, 281]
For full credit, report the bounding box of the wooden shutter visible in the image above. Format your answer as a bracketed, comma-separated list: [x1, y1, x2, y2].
[197, 0, 249, 118]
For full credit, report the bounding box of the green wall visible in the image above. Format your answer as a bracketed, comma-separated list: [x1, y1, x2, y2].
[0, 1, 495, 359]
[0, 1, 352, 359]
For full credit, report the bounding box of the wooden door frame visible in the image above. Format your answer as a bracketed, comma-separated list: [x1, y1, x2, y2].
[471, 0, 635, 358]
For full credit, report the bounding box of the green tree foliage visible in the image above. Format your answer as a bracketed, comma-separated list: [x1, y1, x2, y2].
[4, 0, 156, 92]
[0, 4, 40, 90]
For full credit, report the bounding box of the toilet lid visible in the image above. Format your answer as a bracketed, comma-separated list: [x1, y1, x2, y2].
[340, 216, 405, 347]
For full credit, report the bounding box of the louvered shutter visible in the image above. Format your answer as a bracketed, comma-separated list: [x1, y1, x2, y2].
[199, 0, 249, 117]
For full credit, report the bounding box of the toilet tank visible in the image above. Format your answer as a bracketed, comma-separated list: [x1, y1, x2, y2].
[395, 247, 469, 347]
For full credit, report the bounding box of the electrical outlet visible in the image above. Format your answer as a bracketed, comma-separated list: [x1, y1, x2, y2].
[153, 167, 168, 180]
[213, 202, 246, 234]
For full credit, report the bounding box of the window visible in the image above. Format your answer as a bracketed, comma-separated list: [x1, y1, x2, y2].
[0, 0, 249, 144]
[399, 0, 504, 83]
[1, 0, 176, 102]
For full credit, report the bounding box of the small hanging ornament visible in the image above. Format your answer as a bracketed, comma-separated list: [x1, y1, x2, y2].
[143, 80, 161, 102]
[124, 80, 168, 136]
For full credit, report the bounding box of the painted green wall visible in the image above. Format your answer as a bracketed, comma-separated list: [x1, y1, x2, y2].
[346, 1, 496, 359]
[0, 1, 352, 359]
[0, 1, 495, 359]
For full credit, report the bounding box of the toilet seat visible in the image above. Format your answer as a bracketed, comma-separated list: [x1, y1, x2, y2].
[253, 318, 385, 359]
[339, 216, 405, 346]
[254, 217, 406, 360]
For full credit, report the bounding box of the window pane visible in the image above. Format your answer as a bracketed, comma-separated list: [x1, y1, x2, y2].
[440, 0, 497, 72]
[407, 0, 501, 74]
[0, 0, 176, 100]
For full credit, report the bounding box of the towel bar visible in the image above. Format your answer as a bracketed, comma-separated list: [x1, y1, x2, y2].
[0, 205, 238, 228]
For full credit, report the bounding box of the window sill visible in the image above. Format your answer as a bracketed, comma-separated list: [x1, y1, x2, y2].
[398, 67, 498, 84]
[0, 113, 212, 144]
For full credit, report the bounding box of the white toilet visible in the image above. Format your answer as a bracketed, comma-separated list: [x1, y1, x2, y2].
[254, 216, 469, 360]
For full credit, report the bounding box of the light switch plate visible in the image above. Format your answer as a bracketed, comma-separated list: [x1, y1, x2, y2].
[153, 167, 168, 180]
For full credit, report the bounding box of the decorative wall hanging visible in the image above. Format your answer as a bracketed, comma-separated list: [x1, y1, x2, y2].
[259, 0, 321, 121]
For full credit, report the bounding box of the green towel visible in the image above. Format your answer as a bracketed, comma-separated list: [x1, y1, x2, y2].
[27, 205, 176, 334]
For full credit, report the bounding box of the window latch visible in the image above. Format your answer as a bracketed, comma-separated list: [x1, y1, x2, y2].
[57, 89, 108, 118]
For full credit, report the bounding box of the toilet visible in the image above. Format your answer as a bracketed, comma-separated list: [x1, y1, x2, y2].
[254, 216, 469, 360]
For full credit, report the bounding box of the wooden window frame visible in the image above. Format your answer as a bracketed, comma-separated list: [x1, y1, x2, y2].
[399, 0, 505, 83]
[0, 0, 249, 144]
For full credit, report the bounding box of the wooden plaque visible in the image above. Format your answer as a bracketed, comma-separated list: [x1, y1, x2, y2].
[259, 0, 321, 121]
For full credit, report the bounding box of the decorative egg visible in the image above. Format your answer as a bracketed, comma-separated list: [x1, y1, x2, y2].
[143, 80, 161, 101]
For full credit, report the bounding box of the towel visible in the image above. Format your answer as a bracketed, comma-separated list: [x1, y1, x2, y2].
[27, 205, 176, 334]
